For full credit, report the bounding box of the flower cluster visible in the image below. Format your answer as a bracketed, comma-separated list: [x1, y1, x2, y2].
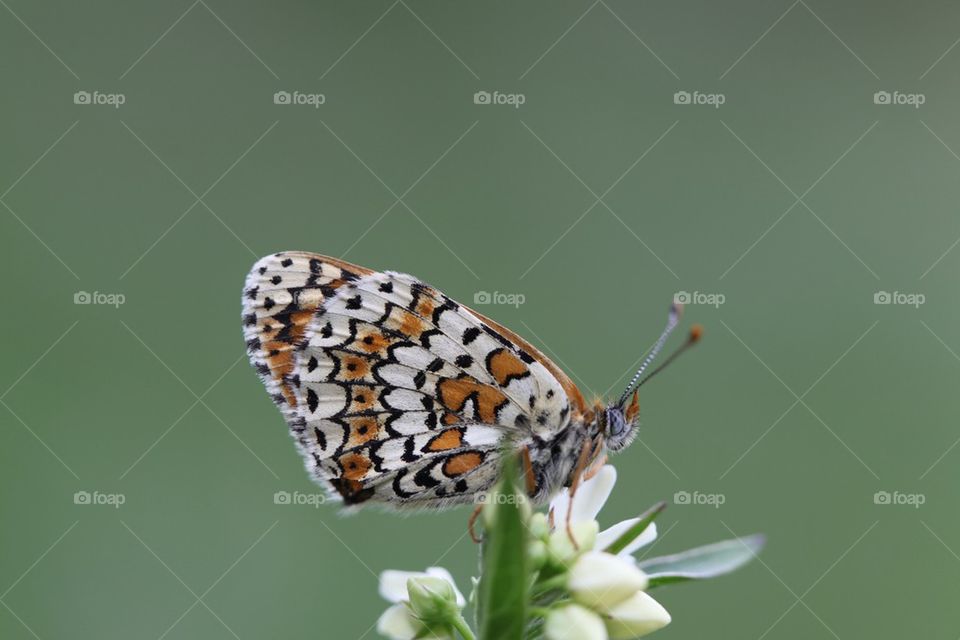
[375, 464, 763, 640]
[528, 466, 670, 639]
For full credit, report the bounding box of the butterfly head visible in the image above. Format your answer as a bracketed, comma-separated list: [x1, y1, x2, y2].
[602, 303, 702, 452]
[602, 390, 640, 451]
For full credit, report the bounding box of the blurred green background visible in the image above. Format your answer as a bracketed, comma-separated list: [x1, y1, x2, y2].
[2, 1, 959, 638]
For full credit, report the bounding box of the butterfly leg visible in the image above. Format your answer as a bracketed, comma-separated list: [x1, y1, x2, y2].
[582, 440, 607, 481]
[468, 503, 483, 544]
[521, 446, 537, 496]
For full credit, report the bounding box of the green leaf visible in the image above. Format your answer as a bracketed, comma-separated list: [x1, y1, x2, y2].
[602, 501, 666, 555]
[639, 534, 766, 588]
[478, 452, 529, 640]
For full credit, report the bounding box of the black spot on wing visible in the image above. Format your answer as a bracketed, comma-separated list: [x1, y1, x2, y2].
[392, 469, 415, 499]
[330, 478, 374, 505]
[414, 462, 441, 488]
[314, 426, 326, 450]
[402, 437, 418, 463]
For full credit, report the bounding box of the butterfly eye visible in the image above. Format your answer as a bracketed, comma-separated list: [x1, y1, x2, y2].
[605, 408, 628, 438]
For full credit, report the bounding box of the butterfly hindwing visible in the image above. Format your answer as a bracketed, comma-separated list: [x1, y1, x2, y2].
[322, 424, 504, 506]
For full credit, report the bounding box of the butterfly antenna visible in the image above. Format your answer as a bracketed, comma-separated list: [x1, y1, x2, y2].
[616, 303, 683, 408]
[635, 324, 702, 389]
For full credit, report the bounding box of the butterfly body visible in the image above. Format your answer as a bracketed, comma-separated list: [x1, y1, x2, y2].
[243, 252, 646, 510]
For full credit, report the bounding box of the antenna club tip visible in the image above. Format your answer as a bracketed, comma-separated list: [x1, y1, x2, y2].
[690, 324, 704, 342]
[671, 301, 684, 317]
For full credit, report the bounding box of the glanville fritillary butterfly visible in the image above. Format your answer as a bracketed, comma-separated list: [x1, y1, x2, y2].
[242, 252, 700, 515]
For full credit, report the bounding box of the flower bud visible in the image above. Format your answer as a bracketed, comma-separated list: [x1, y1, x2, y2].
[548, 520, 598, 563]
[528, 539, 548, 569]
[529, 512, 551, 539]
[568, 551, 648, 610]
[544, 603, 607, 640]
[603, 591, 671, 639]
[406, 576, 459, 623]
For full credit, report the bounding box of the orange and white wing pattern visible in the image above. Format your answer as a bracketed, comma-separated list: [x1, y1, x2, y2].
[242, 251, 372, 428]
[243, 252, 589, 508]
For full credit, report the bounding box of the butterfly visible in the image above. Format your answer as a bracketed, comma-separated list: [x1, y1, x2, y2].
[242, 252, 699, 510]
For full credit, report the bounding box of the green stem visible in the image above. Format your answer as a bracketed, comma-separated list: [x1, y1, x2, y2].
[451, 613, 476, 640]
[532, 574, 567, 597]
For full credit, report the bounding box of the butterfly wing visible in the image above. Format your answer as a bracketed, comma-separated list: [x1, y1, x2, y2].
[243, 253, 588, 508]
[242, 251, 373, 428]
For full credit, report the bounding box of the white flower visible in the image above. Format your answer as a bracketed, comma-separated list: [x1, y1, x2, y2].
[376, 567, 464, 640]
[595, 517, 657, 556]
[549, 465, 658, 558]
[602, 591, 671, 639]
[544, 603, 607, 640]
[376, 604, 421, 640]
[568, 551, 649, 611]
